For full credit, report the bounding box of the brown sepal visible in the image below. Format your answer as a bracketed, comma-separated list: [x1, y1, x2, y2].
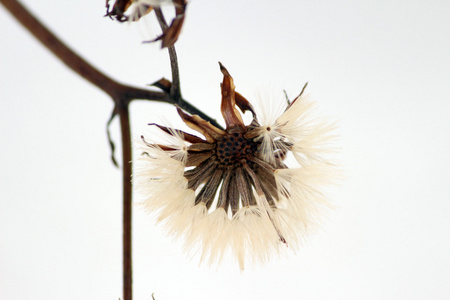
[227, 173, 240, 216]
[151, 78, 172, 93]
[195, 169, 224, 209]
[188, 143, 216, 151]
[176, 107, 225, 143]
[186, 151, 213, 167]
[219, 62, 246, 132]
[148, 123, 207, 144]
[141, 134, 175, 152]
[217, 170, 233, 210]
[236, 168, 256, 206]
[185, 159, 216, 190]
[235, 91, 256, 117]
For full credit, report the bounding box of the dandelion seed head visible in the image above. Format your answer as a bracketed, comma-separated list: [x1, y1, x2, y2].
[134, 63, 338, 270]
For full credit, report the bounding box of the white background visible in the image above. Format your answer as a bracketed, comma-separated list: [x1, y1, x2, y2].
[1, 0, 450, 299]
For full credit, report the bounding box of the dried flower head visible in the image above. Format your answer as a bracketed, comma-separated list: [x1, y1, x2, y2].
[135, 63, 337, 270]
[105, 0, 187, 48]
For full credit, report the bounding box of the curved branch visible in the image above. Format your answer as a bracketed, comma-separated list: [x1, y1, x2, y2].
[0, 0, 221, 129]
[0, 3, 224, 299]
[1, 0, 168, 103]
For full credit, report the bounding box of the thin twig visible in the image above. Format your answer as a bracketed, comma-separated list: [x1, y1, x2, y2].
[168, 47, 181, 100]
[153, 7, 223, 130]
[154, 8, 182, 102]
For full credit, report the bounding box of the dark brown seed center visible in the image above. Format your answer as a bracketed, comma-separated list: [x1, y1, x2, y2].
[215, 132, 258, 167]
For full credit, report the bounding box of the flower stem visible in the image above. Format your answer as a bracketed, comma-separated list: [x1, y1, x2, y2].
[119, 103, 133, 300]
[0, 1, 222, 299]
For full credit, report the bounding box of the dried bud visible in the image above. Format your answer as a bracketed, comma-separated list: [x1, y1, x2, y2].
[106, 0, 187, 48]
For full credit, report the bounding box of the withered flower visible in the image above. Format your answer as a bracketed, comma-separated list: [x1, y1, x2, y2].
[105, 0, 187, 48]
[135, 63, 337, 270]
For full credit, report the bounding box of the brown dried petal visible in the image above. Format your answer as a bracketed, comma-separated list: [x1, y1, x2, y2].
[149, 123, 207, 144]
[177, 107, 225, 143]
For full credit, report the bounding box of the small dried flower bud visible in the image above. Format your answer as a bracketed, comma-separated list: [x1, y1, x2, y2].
[106, 0, 187, 48]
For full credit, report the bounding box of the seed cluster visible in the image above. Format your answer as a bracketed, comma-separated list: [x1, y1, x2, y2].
[215, 132, 258, 167]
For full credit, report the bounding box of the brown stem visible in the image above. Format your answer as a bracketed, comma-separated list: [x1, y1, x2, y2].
[0, 0, 221, 127]
[1, 0, 160, 102]
[119, 102, 133, 300]
[168, 47, 181, 100]
[153, 7, 223, 130]
[0, 1, 223, 299]
[154, 8, 182, 102]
